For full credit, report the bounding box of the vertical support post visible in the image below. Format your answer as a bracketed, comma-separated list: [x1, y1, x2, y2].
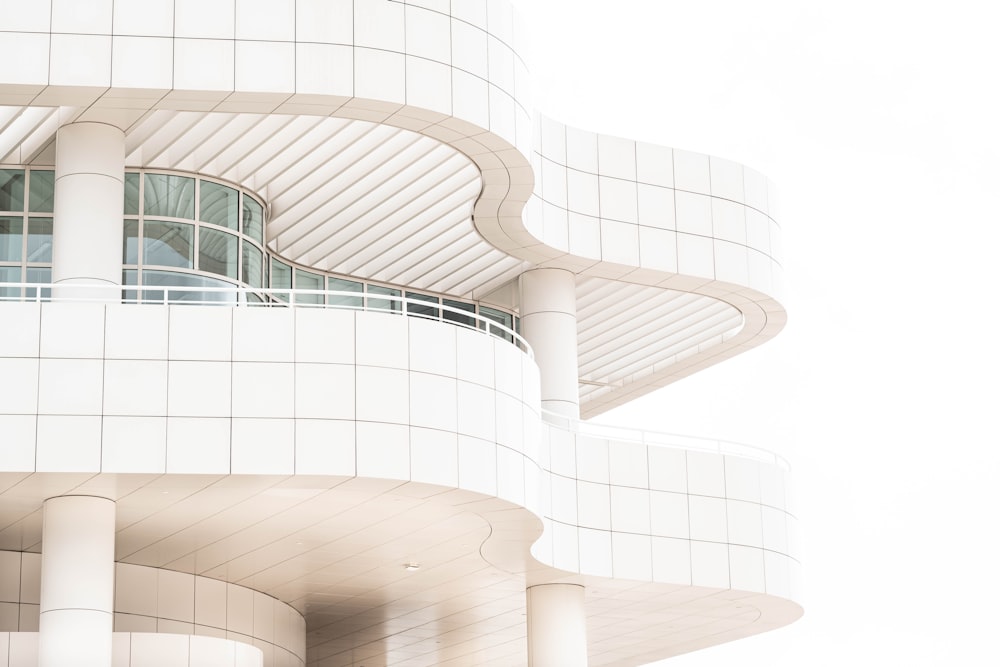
[526, 583, 588, 666]
[38, 495, 116, 667]
[519, 268, 580, 418]
[52, 121, 126, 301]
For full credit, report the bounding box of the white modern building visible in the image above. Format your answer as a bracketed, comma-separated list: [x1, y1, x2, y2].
[0, 1, 800, 665]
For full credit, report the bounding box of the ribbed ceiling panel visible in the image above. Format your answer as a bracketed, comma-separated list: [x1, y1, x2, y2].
[120, 111, 526, 297]
[576, 277, 744, 404]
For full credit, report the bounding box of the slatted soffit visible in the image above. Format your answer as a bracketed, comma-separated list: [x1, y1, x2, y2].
[576, 278, 743, 406]
[2, 108, 528, 300]
[0, 105, 746, 416]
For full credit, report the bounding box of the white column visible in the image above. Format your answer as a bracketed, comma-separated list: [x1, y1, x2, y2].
[38, 496, 116, 667]
[52, 121, 126, 301]
[519, 268, 579, 418]
[526, 583, 588, 666]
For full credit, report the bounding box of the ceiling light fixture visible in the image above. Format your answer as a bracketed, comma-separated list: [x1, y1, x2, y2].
[403, 562, 421, 571]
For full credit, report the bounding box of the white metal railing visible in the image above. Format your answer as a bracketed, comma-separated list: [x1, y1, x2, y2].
[541, 409, 791, 470]
[0, 282, 532, 358]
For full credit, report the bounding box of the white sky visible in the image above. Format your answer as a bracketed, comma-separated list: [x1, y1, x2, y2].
[508, 1, 1000, 664]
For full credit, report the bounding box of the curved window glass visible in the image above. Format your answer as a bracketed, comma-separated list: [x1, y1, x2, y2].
[0, 266, 19, 299]
[199, 227, 238, 279]
[367, 284, 401, 313]
[480, 306, 515, 342]
[123, 220, 139, 264]
[295, 269, 324, 305]
[200, 181, 239, 230]
[28, 170, 54, 213]
[26, 219, 52, 262]
[0, 216, 21, 261]
[270, 258, 292, 302]
[405, 291, 439, 319]
[144, 174, 195, 219]
[143, 220, 193, 268]
[123, 171, 267, 302]
[0, 170, 24, 212]
[142, 270, 237, 304]
[242, 197, 263, 244]
[328, 277, 363, 309]
[443, 298, 476, 328]
[25, 267, 50, 299]
[0, 169, 60, 300]
[124, 173, 141, 215]
[242, 241, 263, 289]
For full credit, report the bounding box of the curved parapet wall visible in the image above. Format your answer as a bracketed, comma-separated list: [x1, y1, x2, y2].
[0, 302, 540, 490]
[486, 419, 802, 663]
[533, 422, 800, 602]
[0, 552, 304, 666]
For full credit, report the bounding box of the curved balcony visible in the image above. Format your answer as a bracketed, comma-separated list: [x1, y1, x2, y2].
[0, 294, 797, 665]
[541, 409, 791, 471]
[0, 282, 531, 356]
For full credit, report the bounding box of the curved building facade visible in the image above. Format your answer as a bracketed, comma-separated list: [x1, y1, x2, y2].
[0, 1, 799, 665]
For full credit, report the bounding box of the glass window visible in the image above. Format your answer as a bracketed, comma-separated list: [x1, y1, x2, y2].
[143, 220, 193, 268]
[241, 241, 262, 288]
[328, 277, 363, 309]
[124, 172, 140, 215]
[26, 218, 52, 262]
[367, 284, 401, 313]
[198, 227, 238, 279]
[144, 174, 195, 219]
[123, 220, 139, 264]
[271, 258, 292, 302]
[122, 269, 138, 303]
[25, 267, 50, 299]
[0, 216, 22, 261]
[141, 269, 237, 304]
[200, 181, 239, 230]
[405, 291, 439, 319]
[0, 170, 24, 212]
[242, 196, 263, 244]
[443, 298, 476, 328]
[295, 269, 324, 305]
[28, 170, 54, 213]
[0, 266, 20, 300]
[480, 306, 514, 342]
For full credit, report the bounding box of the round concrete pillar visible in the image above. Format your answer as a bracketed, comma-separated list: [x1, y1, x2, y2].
[519, 268, 580, 418]
[526, 583, 588, 666]
[38, 495, 116, 667]
[52, 121, 126, 301]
